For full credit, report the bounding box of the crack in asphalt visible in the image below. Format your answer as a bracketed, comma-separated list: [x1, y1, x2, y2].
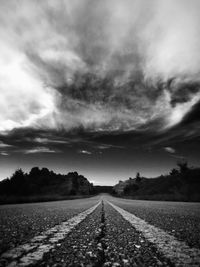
[1, 197, 200, 266]
[94, 200, 107, 267]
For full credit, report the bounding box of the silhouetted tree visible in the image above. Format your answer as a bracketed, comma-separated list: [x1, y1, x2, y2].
[170, 168, 179, 176]
[124, 184, 139, 195]
[10, 169, 28, 195]
[177, 161, 189, 173]
[0, 178, 10, 195]
[0, 166, 94, 201]
[136, 172, 141, 183]
[70, 189, 76, 195]
[29, 167, 40, 177]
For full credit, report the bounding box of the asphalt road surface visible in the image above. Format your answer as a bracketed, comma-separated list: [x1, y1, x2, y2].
[0, 194, 200, 266]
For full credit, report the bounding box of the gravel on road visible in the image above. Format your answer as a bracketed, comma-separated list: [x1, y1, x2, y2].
[0, 196, 100, 255]
[1, 195, 200, 267]
[107, 196, 200, 249]
[29, 200, 173, 267]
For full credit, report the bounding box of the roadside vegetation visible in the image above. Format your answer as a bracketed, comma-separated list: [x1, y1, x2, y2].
[1, 161, 200, 204]
[113, 162, 200, 202]
[0, 167, 95, 204]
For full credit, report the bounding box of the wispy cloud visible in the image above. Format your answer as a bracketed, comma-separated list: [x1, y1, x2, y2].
[171, 154, 186, 160]
[33, 137, 69, 144]
[0, 141, 12, 156]
[96, 144, 124, 149]
[164, 147, 176, 154]
[0, 152, 9, 156]
[0, 141, 13, 148]
[24, 147, 59, 154]
[78, 150, 92, 155]
[97, 145, 111, 150]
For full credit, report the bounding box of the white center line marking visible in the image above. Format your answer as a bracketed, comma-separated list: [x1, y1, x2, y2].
[1, 202, 101, 267]
[108, 201, 200, 267]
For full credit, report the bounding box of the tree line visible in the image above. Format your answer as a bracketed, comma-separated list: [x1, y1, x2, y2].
[0, 167, 94, 196]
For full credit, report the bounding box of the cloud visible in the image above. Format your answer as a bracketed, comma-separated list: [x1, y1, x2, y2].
[0, 141, 13, 148]
[24, 147, 58, 154]
[78, 150, 92, 155]
[164, 147, 176, 154]
[96, 144, 124, 150]
[0, 0, 200, 136]
[0, 141, 12, 156]
[144, 0, 200, 79]
[0, 152, 9, 156]
[97, 145, 115, 150]
[33, 137, 68, 144]
[171, 154, 186, 160]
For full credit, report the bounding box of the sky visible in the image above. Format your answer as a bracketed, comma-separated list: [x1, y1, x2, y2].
[0, 0, 200, 185]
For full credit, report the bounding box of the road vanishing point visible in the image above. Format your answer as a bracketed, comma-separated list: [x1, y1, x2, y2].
[0, 194, 200, 267]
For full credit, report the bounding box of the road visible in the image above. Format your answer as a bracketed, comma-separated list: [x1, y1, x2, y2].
[0, 194, 200, 266]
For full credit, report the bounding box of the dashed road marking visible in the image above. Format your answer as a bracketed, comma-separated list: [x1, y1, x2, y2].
[1, 202, 101, 267]
[108, 201, 200, 266]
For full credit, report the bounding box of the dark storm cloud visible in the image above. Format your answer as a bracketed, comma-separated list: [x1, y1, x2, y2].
[0, 0, 200, 142]
[180, 100, 200, 126]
